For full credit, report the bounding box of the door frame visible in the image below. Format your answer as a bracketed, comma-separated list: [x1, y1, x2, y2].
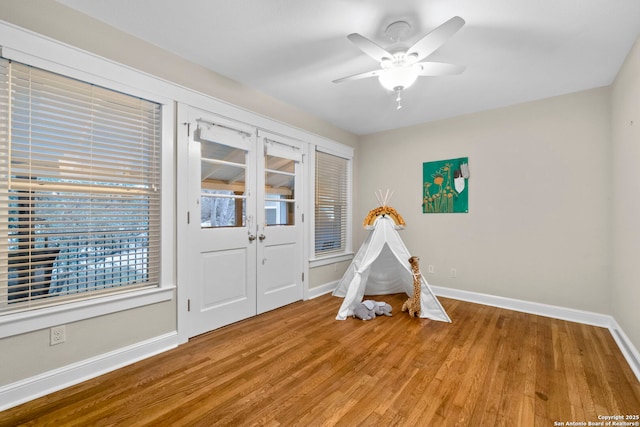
[176, 103, 310, 344]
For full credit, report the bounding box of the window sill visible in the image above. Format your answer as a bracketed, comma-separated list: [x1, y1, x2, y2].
[0, 285, 175, 339]
[309, 253, 354, 268]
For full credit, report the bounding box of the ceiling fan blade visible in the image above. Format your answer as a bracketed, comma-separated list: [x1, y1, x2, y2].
[407, 16, 465, 62]
[332, 69, 383, 84]
[347, 33, 393, 62]
[415, 62, 466, 76]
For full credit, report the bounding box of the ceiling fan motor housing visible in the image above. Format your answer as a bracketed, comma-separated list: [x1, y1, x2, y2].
[385, 20, 412, 43]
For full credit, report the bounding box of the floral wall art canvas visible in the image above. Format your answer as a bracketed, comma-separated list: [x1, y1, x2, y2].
[422, 157, 469, 213]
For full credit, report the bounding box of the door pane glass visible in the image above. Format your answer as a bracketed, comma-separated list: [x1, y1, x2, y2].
[266, 154, 294, 174]
[201, 140, 247, 228]
[265, 155, 295, 226]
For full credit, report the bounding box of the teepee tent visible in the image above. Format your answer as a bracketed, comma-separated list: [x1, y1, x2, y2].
[333, 214, 451, 322]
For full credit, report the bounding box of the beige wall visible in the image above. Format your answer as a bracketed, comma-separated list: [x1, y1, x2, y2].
[358, 87, 612, 313]
[0, 300, 176, 385]
[611, 37, 640, 351]
[0, 0, 637, 395]
[309, 260, 352, 289]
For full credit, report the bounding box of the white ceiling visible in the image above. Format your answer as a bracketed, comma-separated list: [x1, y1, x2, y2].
[57, 0, 640, 136]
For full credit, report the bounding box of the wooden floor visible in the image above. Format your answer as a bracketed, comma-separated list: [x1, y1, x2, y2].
[2, 294, 639, 426]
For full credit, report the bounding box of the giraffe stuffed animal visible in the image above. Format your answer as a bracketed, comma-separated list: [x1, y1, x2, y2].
[402, 256, 422, 317]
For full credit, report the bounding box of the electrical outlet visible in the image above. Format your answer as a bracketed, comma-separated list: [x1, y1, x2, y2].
[428, 265, 434, 274]
[50, 325, 66, 346]
[450, 268, 457, 278]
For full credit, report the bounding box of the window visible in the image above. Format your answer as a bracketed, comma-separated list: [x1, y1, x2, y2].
[265, 154, 296, 226]
[315, 150, 349, 256]
[0, 58, 161, 314]
[199, 138, 247, 228]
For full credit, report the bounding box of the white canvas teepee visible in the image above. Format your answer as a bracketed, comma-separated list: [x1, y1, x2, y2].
[332, 214, 451, 322]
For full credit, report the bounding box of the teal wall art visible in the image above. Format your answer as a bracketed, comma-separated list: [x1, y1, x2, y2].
[422, 157, 469, 213]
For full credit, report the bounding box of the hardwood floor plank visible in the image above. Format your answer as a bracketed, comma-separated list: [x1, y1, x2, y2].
[451, 310, 501, 425]
[1, 294, 639, 426]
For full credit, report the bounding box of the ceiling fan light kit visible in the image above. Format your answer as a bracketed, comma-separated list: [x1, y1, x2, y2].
[378, 65, 419, 91]
[334, 16, 466, 110]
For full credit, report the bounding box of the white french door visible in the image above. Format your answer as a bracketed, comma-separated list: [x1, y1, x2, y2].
[256, 132, 304, 314]
[179, 105, 304, 338]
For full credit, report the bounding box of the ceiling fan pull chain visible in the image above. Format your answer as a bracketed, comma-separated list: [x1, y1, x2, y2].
[395, 88, 403, 110]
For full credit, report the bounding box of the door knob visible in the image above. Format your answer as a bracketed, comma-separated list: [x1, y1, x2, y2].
[259, 234, 266, 241]
[248, 234, 256, 242]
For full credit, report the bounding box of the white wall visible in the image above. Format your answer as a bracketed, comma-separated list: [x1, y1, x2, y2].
[358, 87, 612, 313]
[611, 37, 640, 352]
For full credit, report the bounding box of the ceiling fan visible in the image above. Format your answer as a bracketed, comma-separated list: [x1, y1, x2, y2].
[333, 16, 466, 109]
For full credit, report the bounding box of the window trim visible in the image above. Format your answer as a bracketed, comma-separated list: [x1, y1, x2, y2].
[309, 145, 353, 264]
[0, 33, 175, 339]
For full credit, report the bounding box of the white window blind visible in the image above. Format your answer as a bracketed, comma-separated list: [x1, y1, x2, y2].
[315, 150, 348, 256]
[0, 58, 162, 314]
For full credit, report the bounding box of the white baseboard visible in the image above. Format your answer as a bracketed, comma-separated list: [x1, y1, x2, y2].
[432, 285, 640, 383]
[608, 318, 640, 383]
[431, 285, 612, 327]
[0, 331, 178, 412]
[307, 280, 338, 299]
